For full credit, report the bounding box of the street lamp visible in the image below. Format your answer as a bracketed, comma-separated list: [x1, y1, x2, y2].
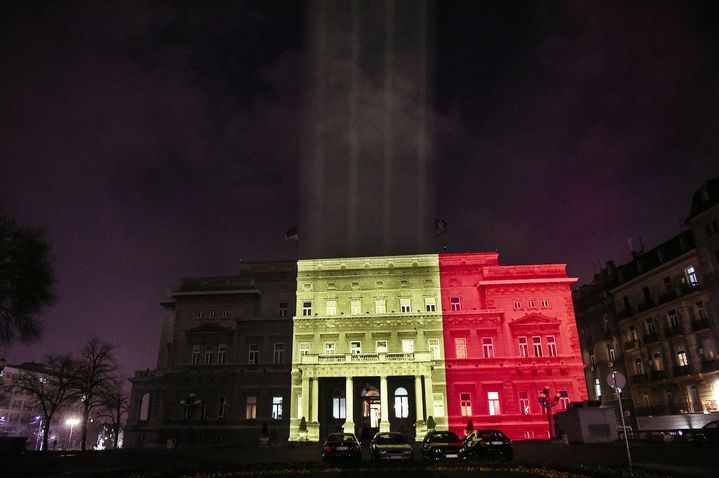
[180, 393, 201, 445]
[537, 386, 560, 439]
[65, 417, 80, 450]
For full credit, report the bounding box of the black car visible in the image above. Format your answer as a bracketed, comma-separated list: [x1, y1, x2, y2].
[693, 420, 719, 446]
[322, 433, 362, 463]
[421, 430, 464, 462]
[370, 432, 414, 461]
[460, 429, 513, 461]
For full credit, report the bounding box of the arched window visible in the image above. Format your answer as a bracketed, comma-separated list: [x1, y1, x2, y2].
[139, 393, 151, 421]
[394, 387, 409, 418]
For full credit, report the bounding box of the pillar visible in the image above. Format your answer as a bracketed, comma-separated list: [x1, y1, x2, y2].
[344, 376, 355, 433]
[311, 378, 319, 423]
[301, 377, 310, 420]
[380, 375, 390, 432]
[424, 373, 434, 420]
[415, 375, 425, 421]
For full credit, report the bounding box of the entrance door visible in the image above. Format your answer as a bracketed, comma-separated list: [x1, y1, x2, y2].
[360, 385, 380, 439]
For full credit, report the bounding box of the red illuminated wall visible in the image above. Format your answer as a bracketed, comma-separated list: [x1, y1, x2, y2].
[438, 253, 588, 440]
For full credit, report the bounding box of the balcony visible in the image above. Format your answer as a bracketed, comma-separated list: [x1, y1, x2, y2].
[304, 352, 432, 365]
[664, 325, 684, 338]
[624, 340, 640, 351]
[651, 370, 667, 381]
[617, 308, 633, 320]
[673, 365, 691, 376]
[691, 318, 712, 332]
[658, 290, 677, 304]
[643, 332, 659, 343]
[631, 374, 647, 384]
[701, 359, 719, 372]
[679, 283, 701, 296]
[638, 300, 655, 313]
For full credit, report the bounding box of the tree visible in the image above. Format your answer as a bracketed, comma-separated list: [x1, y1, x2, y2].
[94, 378, 128, 449]
[74, 337, 118, 451]
[13, 354, 77, 451]
[0, 214, 55, 345]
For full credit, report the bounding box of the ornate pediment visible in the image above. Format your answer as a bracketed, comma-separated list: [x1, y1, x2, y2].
[508, 313, 561, 333]
[185, 323, 235, 336]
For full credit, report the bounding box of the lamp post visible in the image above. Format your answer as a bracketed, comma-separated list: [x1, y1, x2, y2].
[537, 386, 560, 439]
[180, 393, 201, 445]
[65, 417, 80, 450]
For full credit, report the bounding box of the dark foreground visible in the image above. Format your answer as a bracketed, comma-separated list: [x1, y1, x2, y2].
[2, 440, 717, 478]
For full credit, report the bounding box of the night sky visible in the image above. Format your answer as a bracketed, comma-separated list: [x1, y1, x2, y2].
[2, 0, 718, 377]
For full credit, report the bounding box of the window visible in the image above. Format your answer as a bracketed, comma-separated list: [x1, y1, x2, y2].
[400, 298, 411, 313]
[519, 391, 530, 415]
[590, 354, 597, 366]
[196, 311, 204, 320]
[685, 266, 698, 287]
[324, 341, 336, 355]
[326, 300, 337, 316]
[299, 342, 310, 356]
[302, 301, 312, 316]
[488, 391, 501, 415]
[455, 338, 467, 359]
[351, 281, 359, 290]
[424, 297, 436, 312]
[248, 344, 259, 364]
[603, 314, 610, 332]
[514, 301, 521, 309]
[139, 393, 151, 421]
[532, 336, 543, 357]
[428, 338, 441, 359]
[376, 280, 384, 288]
[645, 318, 656, 334]
[608, 347, 616, 363]
[482, 337, 494, 358]
[272, 396, 283, 419]
[527, 300, 535, 308]
[246, 396, 257, 419]
[518, 337, 528, 358]
[676, 346, 688, 366]
[191, 345, 200, 365]
[332, 392, 346, 419]
[221, 310, 229, 319]
[594, 378, 602, 398]
[547, 336, 557, 357]
[460, 393, 472, 416]
[697, 302, 706, 319]
[667, 310, 680, 328]
[273, 343, 284, 363]
[400, 280, 409, 288]
[217, 344, 227, 365]
[297, 395, 303, 419]
[350, 341, 361, 354]
[652, 351, 664, 371]
[450, 296, 461, 311]
[634, 358, 644, 375]
[433, 393, 445, 417]
[278, 303, 288, 317]
[559, 391, 570, 410]
[204, 346, 214, 365]
[350, 299, 361, 315]
[402, 339, 414, 353]
[541, 299, 549, 307]
[218, 396, 226, 419]
[327, 282, 336, 290]
[375, 299, 387, 314]
[394, 387, 409, 418]
[376, 340, 388, 353]
[208, 311, 216, 319]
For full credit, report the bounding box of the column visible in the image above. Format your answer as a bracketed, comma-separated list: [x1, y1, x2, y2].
[380, 375, 390, 432]
[415, 375, 425, 422]
[344, 376, 355, 433]
[424, 373, 434, 420]
[311, 378, 319, 423]
[301, 377, 310, 420]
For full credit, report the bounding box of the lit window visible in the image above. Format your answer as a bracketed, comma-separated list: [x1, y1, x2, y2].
[424, 297, 436, 312]
[518, 337, 528, 358]
[376, 340, 388, 353]
[460, 393, 472, 416]
[433, 393, 445, 417]
[532, 336, 543, 357]
[450, 297, 461, 311]
[394, 387, 409, 418]
[217, 344, 227, 365]
[594, 378, 602, 398]
[245, 396, 257, 419]
[375, 299, 387, 314]
[685, 266, 698, 287]
[332, 391, 346, 419]
[350, 299, 361, 315]
[514, 301, 521, 309]
[326, 300, 337, 316]
[248, 344, 259, 364]
[273, 343, 284, 363]
[350, 341, 361, 355]
[547, 336, 557, 357]
[488, 391, 501, 415]
[299, 342, 310, 356]
[271, 396, 283, 419]
[455, 338, 467, 359]
[278, 303, 288, 317]
[428, 338, 441, 359]
[218, 396, 226, 419]
[191, 345, 200, 365]
[324, 341, 336, 355]
[482, 337, 494, 358]
[302, 301, 312, 316]
[519, 391, 530, 415]
[676, 347, 688, 367]
[400, 298, 411, 313]
[402, 339, 414, 353]
[204, 346, 214, 365]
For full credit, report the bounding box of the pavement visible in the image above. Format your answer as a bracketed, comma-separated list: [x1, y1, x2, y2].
[2, 439, 717, 478]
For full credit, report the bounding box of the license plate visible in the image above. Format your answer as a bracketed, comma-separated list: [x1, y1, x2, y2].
[391, 455, 404, 459]
[491, 441, 504, 445]
[336, 446, 348, 451]
[445, 453, 458, 458]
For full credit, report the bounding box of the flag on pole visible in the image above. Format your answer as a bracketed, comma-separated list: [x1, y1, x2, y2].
[284, 225, 299, 240]
[434, 219, 447, 237]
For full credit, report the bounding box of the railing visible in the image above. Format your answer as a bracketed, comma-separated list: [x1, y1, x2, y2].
[317, 355, 345, 363]
[658, 290, 677, 304]
[351, 353, 380, 362]
[386, 353, 415, 361]
[307, 352, 430, 365]
[650, 370, 667, 381]
[673, 365, 690, 376]
[701, 359, 719, 372]
[643, 332, 659, 343]
[617, 308, 633, 319]
[624, 340, 640, 350]
[630, 374, 647, 383]
[664, 325, 684, 338]
[638, 301, 655, 312]
[691, 318, 711, 332]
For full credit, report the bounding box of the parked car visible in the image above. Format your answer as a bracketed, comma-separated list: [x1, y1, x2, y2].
[322, 433, 362, 463]
[370, 432, 414, 461]
[693, 420, 719, 446]
[421, 430, 464, 462]
[460, 429, 513, 461]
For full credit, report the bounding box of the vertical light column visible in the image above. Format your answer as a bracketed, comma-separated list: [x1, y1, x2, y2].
[344, 376, 355, 433]
[424, 373, 434, 420]
[311, 378, 319, 423]
[380, 375, 390, 432]
[415, 375, 425, 422]
[301, 376, 310, 420]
